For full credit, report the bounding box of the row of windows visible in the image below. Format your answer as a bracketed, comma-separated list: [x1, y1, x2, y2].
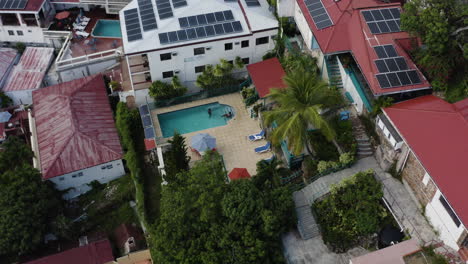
[159, 37, 268, 61]
[101, 164, 113, 170]
[162, 57, 250, 78]
[59, 172, 83, 181]
[7, 30, 24, 36]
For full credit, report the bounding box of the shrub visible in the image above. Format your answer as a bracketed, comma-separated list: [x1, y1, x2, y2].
[317, 160, 337, 174]
[149, 76, 187, 101]
[339, 152, 355, 166]
[330, 116, 356, 153]
[0, 92, 12, 108]
[14, 42, 25, 54]
[309, 131, 340, 161]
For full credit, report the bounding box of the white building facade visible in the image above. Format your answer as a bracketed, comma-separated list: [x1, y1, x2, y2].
[120, 0, 278, 106]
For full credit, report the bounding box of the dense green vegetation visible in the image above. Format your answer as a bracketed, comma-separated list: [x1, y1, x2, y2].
[0, 137, 61, 256]
[151, 152, 295, 263]
[196, 58, 244, 90]
[149, 75, 188, 101]
[401, 0, 467, 101]
[313, 170, 387, 252]
[163, 131, 191, 183]
[0, 92, 12, 108]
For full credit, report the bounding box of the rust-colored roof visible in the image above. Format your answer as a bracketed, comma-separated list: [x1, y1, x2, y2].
[296, 0, 431, 96]
[33, 74, 123, 179]
[24, 239, 114, 264]
[351, 239, 420, 264]
[228, 168, 251, 181]
[3, 47, 53, 92]
[246, 58, 287, 98]
[0, 48, 17, 82]
[383, 95, 468, 226]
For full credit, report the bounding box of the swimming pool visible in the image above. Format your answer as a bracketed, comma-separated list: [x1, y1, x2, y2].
[91, 20, 122, 38]
[158, 102, 234, 138]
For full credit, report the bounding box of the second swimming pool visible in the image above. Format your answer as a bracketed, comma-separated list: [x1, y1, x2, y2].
[158, 102, 234, 138]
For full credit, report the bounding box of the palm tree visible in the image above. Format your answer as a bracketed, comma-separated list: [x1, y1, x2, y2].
[263, 69, 343, 157]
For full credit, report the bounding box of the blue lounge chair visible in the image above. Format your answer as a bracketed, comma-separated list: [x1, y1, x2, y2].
[255, 142, 271, 154]
[248, 130, 265, 141]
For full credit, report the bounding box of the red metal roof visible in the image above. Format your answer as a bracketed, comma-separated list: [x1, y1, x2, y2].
[24, 239, 114, 264]
[33, 74, 123, 180]
[3, 47, 54, 92]
[0, 48, 17, 81]
[246, 57, 287, 98]
[383, 95, 468, 226]
[228, 168, 251, 181]
[297, 0, 431, 95]
[144, 138, 156, 151]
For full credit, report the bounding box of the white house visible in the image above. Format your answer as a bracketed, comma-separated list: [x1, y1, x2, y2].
[0, 0, 56, 43]
[277, 0, 432, 114]
[377, 95, 468, 259]
[2, 46, 54, 105]
[119, 0, 278, 106]
[30, 74, 125, 199]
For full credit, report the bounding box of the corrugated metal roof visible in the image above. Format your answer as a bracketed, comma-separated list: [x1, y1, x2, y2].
[0, 48, 17, 81]
[246, 58, 287, 98]
[3, 47, 54, 92]
[33, 74, 123, 179]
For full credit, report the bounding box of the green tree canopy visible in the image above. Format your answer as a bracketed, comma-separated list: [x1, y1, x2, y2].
[196, 58, 243, 90]
[0, 137, 60, 255]
[0, 92, 12, 108]
[151, 152, 294, 263]
[263, 69, 343, 156]
[149, 76, 187, 101]
[163, 131, 191, 183]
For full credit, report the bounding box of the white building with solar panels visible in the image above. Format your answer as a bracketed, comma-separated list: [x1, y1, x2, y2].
[0, 0, 55, 43]
[119, 0, 278, 106]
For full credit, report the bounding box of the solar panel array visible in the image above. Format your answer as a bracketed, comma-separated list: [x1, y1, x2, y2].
[0, 0, 28, 9]
[139, 105, 156, 139]
[303, 0, 333, 30]
[362, 8, 401, 34]
[245, 0, 260, 7]
[178, 10, 234, 28]
[373, 45, 422, 89]
[137, 0, 158, 31]
[124, 9, 143, 42]
[172, 0, 187, 8]
[159, 21, 243, 45]
[155, 0, 173, 19]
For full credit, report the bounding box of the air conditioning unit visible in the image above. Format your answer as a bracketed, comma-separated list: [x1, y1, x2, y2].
[172, 52, 178, 56]
[174, 70, 181, 74]
[206, 46, 212, 50]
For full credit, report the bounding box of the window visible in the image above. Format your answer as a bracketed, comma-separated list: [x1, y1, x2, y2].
[255, 36, 269, 45]
[439, 195, 461, 227]
[227, 60, 233, 65]
[241, 40, 249, 48]
[107, 164, 113, 169]
[160, 53, 172, 61]
[195, 65, 205, 73]
[162, 71, 174, 78]
[72, 174, 77, 178]
[16, 30, 23, 36]
[101, 165, 107, 170]
[28, 30, 32, 33]
[225, 43, 233, 51]
[8, 30, 14, 36]
[78, 172, 83, 177]
[59, 177, 65, 181]
[242, 57, 250, 65]
[422, 173, 430, 186]
[194, 47, 205, 55]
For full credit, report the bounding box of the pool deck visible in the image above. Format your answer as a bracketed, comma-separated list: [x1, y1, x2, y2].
[151, 93, 271, 175]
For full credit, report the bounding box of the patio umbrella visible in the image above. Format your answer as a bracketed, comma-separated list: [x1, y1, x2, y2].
[55, 11, 70, 20]
[191, 133, 216, 152]
[0, 111, 12, 123]
[228, 168, 251, 181]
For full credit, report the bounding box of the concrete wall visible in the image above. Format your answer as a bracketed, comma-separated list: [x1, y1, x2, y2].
[48, 159, 126, 200]
[337, 56, 364, 114]
[277, 0, 295, 17]
[426, 189, 467, 250]
[55, 58, 119, 83]
[0, 24, 45, 43]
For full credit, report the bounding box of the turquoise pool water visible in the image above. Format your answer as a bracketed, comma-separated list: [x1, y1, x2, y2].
[92, 20, 122, 38]
[158, 102, 234, 138]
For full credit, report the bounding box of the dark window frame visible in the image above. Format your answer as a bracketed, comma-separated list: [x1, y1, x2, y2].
[439, 195, 461, 227]
[194, 47, 205, 55]
[162, 71, 174, 79]
[160, 53, 172, 61]
[195, 65, 205, 73]
[241, 57, 250, 65]
[255, 36, 269, 45]
[7, 30, 14, 36]
[241, 40, 249, 48]
[225, 43, 233, 51]
[16, 30, 23, 36]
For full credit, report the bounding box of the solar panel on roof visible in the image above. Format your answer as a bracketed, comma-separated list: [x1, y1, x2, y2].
[376, 74, 391, 88]
[375, 60, 389, 73]
[197, 15, 207, 25]
[245, 0, 260, 7]
[397, 71, 411, 85]
[223, 10, 234, 20]
[385, 58, 399, 72]
[179, 10, 235, 29]
[188, 16, 198, 27]
[142, 115, 152, 127]
[159, 21, 243, 45]
[124, 9, 143, 42]
[394, 57, 408, 70]
[383, 45, 397, 57]
[304, 0, 333, 30]
[137, 0, 158, 31]
[139, 105, 149, 115]
[0, 0, 27, 9]
[374, 46, 387, 59]
[407, 70, 421, 84]
[214, 11, 225, 22]
[375, 57, 409, 73]
[144, 127, 155, 138]
[363, 8, 401, 34]
[156, 0, 173, 19]
[172, 0, 187, 8]
[376, 70, 423, 88]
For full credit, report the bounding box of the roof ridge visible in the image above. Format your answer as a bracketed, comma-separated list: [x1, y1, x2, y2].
[42, 129, 77, 178]
[386, 107, 458, 115]
[76, 129, 122, 157]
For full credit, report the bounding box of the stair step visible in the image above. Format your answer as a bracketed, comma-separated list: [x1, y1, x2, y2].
[356, 138, 370, 142]
[357, 151, 373, 155]
[357, 142, 371, 147]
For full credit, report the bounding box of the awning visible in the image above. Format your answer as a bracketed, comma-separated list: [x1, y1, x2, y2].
[55, 11, 70, 20]
[246, 57, 287, 98]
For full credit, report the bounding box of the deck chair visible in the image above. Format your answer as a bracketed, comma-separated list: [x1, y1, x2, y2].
[248, 130, 265, 141]
[254, 142, 271, 154]
[76, 31, 89, 38]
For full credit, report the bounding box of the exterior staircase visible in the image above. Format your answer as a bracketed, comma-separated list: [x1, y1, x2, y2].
[350, 114, 374, 159]
[293, 191, 320, 240]
[327, 58, 344, 89]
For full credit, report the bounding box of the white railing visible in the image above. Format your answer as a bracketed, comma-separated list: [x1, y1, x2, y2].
[56, 49, 123, 70]
[43, 30, 72, 39]
[53, 31, 73, 65]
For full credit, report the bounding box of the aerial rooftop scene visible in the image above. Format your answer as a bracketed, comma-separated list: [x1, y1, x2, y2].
[0, 0, 466, 263]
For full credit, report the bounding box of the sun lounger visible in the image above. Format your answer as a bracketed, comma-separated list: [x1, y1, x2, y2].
[254, 142, 271, 154]
[76, 31, 89, 38]
[248, 130, 265, 141]
[73, 23, 86, 31]
[80, 16, 91, 22]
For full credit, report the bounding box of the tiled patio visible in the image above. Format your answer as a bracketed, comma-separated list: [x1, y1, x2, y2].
[151, 93, 270, 175]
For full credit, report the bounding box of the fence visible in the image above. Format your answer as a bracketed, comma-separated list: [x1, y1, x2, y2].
[148, 84, 242, 110]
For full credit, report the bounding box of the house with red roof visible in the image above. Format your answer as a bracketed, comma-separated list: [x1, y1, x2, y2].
[24, 239, 115, 264]
[2, 47, 54, 105]
[278, 0, 432, 114]
[375, 95, 468, 255]
[30, 74, 125, 199]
